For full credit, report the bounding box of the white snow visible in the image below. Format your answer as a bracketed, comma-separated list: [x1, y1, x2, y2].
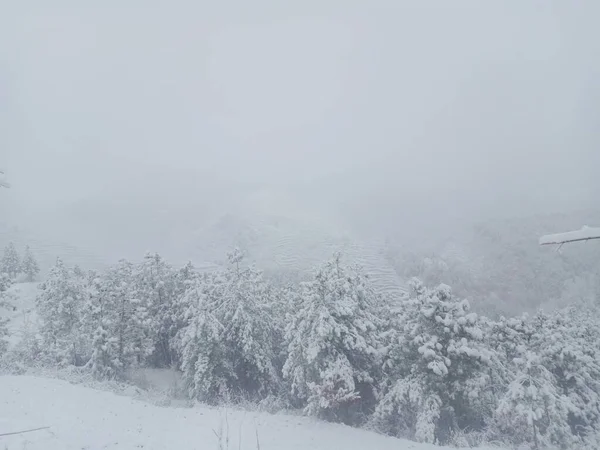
[539, 226, 600, 245]
[0, 375, 490, 450]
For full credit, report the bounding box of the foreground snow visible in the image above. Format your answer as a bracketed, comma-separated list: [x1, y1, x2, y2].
[0, 375, 490, 450]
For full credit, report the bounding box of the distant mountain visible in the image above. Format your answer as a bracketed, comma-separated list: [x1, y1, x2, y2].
[3, 181, 408, 296]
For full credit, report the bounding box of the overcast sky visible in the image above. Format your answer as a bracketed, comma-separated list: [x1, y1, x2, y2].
[1, 1, 599, 247]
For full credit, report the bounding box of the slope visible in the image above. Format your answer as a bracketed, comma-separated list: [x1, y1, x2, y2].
[0, 375, 491, 450]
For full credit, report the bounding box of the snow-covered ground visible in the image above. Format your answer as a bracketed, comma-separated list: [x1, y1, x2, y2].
[0, 375, 488, 450]
[1, 286, 496, 450]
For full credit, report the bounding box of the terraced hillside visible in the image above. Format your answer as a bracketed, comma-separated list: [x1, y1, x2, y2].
[2, 181, 409, 296]
[185, 211, 408, 296]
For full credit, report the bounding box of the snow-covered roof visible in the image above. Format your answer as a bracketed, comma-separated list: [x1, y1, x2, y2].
[539, 226, 600, 245]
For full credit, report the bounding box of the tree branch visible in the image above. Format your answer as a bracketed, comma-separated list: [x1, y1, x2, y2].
[0, 426, 50, 437]
[539, 226, 600, 246]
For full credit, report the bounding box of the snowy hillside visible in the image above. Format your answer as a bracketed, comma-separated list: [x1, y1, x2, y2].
[0, 222, 107, 275]
[0, 375, 490, 450]
[3, 183, 409, 295]
[185, 211, 408, 295]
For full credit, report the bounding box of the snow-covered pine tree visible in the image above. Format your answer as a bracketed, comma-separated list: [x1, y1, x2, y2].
[170, 261, 199, 368]
[132, 253, 177, 367]
[496, 351, 575, 449]
[1, 242, 20, 280]
[179, 249, 279, 404]
[488, 308, 600, 448]
[21, 245, 40, 282]
[178, 274, 226, 401]
[81, 259, 159, 378]
[83, 274, 119, 379]
[270, 282, 298, 382]
[36, 258, 88, 365]
[0, 272, 12, 355]
[283, 253, 382, 424]
[373, 279, 500, 444]
[82, 260, 145, 378]
[530, 309, 600, 441]
[218, 249, 280, 399]
[489, 314, 534, 368]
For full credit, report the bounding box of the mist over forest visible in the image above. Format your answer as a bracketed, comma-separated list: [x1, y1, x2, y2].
[1, 2, 600, 449]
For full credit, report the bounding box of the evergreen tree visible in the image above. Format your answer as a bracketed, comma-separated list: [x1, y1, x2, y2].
[132, 253, 177, 367]
[84, 274, 120, 379]
[179, 249, 279, 404]
[527, 310, 600, 441]
[489, 314, 534, 367]
[170, 261, 199, 367]
[496, 351, 575, 449]
[0, 272, 12, 355]
[21, 245, 40, 282]
[373, 279, 500, 444]
[283, 253, 382, 424]
[1, 242, 20, 279]
[82, 259, 154, 378]
[36, 258, 88, 365]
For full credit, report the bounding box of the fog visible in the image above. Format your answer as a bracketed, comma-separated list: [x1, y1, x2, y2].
[1, 1, 599, 263]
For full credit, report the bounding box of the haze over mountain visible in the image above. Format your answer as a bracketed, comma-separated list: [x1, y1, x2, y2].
[2, 1, 600, 297]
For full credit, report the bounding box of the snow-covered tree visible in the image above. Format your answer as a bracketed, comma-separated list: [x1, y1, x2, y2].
[21, 245, 40, 282]
[131, 253, 177, 367]
[0, 272, 12, 355]
[84, 274, 119, 379]
[1, 242, 20, 279]
[81, 262, 136, 378]
[179, 249, 279, 404]
[373, 279, 500, 444]
[80, 259, 160, 379]
[178, 277, 226, 401]
[531, 310, 600, 440]
[487, 308, 600, 448]
[496, 351, 575, 449]
[170, 261, 199, 367]
[36, 258, 88, 365]
[488, 314, 534, 367]
[283, 253, 382, 424]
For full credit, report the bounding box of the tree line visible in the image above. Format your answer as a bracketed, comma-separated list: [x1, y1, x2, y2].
[1, 242, 40, 282]
[2, 249, 600, 449]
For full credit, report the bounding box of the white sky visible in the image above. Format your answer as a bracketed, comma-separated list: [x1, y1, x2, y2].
[1, 1, 599, 251]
